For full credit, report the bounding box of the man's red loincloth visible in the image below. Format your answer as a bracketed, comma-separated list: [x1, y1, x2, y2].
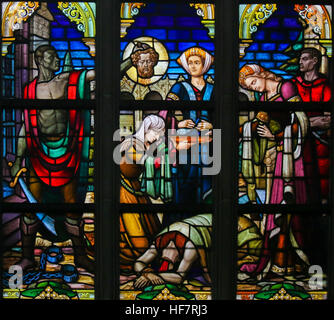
[23, 71, 84, 187]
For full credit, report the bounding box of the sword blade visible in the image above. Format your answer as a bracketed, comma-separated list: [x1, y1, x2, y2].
[18, 178, 57, 236]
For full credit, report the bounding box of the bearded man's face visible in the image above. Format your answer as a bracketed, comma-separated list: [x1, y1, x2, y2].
[136, 53, 155, 78]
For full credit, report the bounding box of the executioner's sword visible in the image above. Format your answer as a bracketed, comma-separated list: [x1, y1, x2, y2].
[8, 163, 57, 236]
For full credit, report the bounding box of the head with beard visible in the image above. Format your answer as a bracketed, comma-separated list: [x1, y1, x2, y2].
[131, 42, 159, 79]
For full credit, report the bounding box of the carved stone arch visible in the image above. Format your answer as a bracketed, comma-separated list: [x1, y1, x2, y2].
[1, 2, 39, 55]
[58, 2, 96, 56]
[58, 2, 96, 37]
[120, 3, 146, 38]
[2, 2, 96, 56]
[190, 3, 215, 38]
[239, 4, 277, 58]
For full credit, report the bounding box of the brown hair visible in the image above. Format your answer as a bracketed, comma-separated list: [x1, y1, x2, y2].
[131, 48, 159, 67]
[257, 70, 282, 82]
[239, 64, 282, 89]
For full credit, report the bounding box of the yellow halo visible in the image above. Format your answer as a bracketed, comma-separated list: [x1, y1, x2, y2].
[122, 36, 169, 86]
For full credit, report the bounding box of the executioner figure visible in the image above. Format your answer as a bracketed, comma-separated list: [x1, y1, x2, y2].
[10, 45, 95, 273]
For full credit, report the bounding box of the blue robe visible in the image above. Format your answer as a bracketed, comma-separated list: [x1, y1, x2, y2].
[167, 81, 213, 102]
[163, 81, 213, 227]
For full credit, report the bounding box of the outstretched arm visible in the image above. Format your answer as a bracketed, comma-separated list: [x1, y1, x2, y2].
[134, 245, 164, 289]
[309, 113, 331, 130]
[86, 70, 95, 82]
[134, 245, 158, 273]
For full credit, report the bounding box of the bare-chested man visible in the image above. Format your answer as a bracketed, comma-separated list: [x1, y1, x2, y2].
[11, 45, 95, 273]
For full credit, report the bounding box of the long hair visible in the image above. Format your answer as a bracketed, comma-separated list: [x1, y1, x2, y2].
[120, 114, 165, 153]
[239, 64, 282, 89]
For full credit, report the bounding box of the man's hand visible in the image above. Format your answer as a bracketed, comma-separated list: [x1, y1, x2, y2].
[310, 115, 331, 130]
[134, 275, 150, 289]
[134, 273, 164, 289]
[144, 272, 165, 285]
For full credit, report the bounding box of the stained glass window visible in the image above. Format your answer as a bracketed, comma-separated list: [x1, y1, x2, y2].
[120, 3, 215, 101]
[2, 211, 95, 299]
[1, 2, 96, 100]
[2, 109, 95, 204]
[237, 213, 329, 300]
[120, 211, 212, 300]
[238, 110, 330, 205]
[119, 2, 215, 301]
[236, 2, 332, 302]
[1, 0, 334, 304]
[239, 4, 332, 102]
[119, 110, 213, 205]
[1, 2, 96, 300]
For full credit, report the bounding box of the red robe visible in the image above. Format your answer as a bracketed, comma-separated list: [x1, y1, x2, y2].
[292, 75, 331, 200]
[291, 76, 331, 102]
[23, 71, 84, 187]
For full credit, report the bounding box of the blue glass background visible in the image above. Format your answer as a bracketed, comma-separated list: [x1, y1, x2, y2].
[240, 4, 303, 80]
[48, 3, 95, 72]
[121, 3, 215, 81]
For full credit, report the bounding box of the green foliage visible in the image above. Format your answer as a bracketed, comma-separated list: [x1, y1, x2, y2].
[254, 282, 311, 300]
[20, 281, 77, 299]
[136, 283, 195, 300]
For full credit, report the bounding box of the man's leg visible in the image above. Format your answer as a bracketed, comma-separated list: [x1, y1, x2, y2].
[17, 168, 42, 271]
[61, 179, 94, 273]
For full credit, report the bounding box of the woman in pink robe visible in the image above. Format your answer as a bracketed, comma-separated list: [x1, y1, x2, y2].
[238, 64, 310, 279]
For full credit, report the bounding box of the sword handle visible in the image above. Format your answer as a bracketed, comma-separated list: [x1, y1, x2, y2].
[8, 162, 27, 188]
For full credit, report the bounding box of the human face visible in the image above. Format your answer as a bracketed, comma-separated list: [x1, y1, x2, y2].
[244, 75, 266, 93]
[41, 50, 60, 72]
[187, 55, 204, 77]
[144, 128, 164, 145]
[137, 52, 155, 78]
[299, 53, 317, 73]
